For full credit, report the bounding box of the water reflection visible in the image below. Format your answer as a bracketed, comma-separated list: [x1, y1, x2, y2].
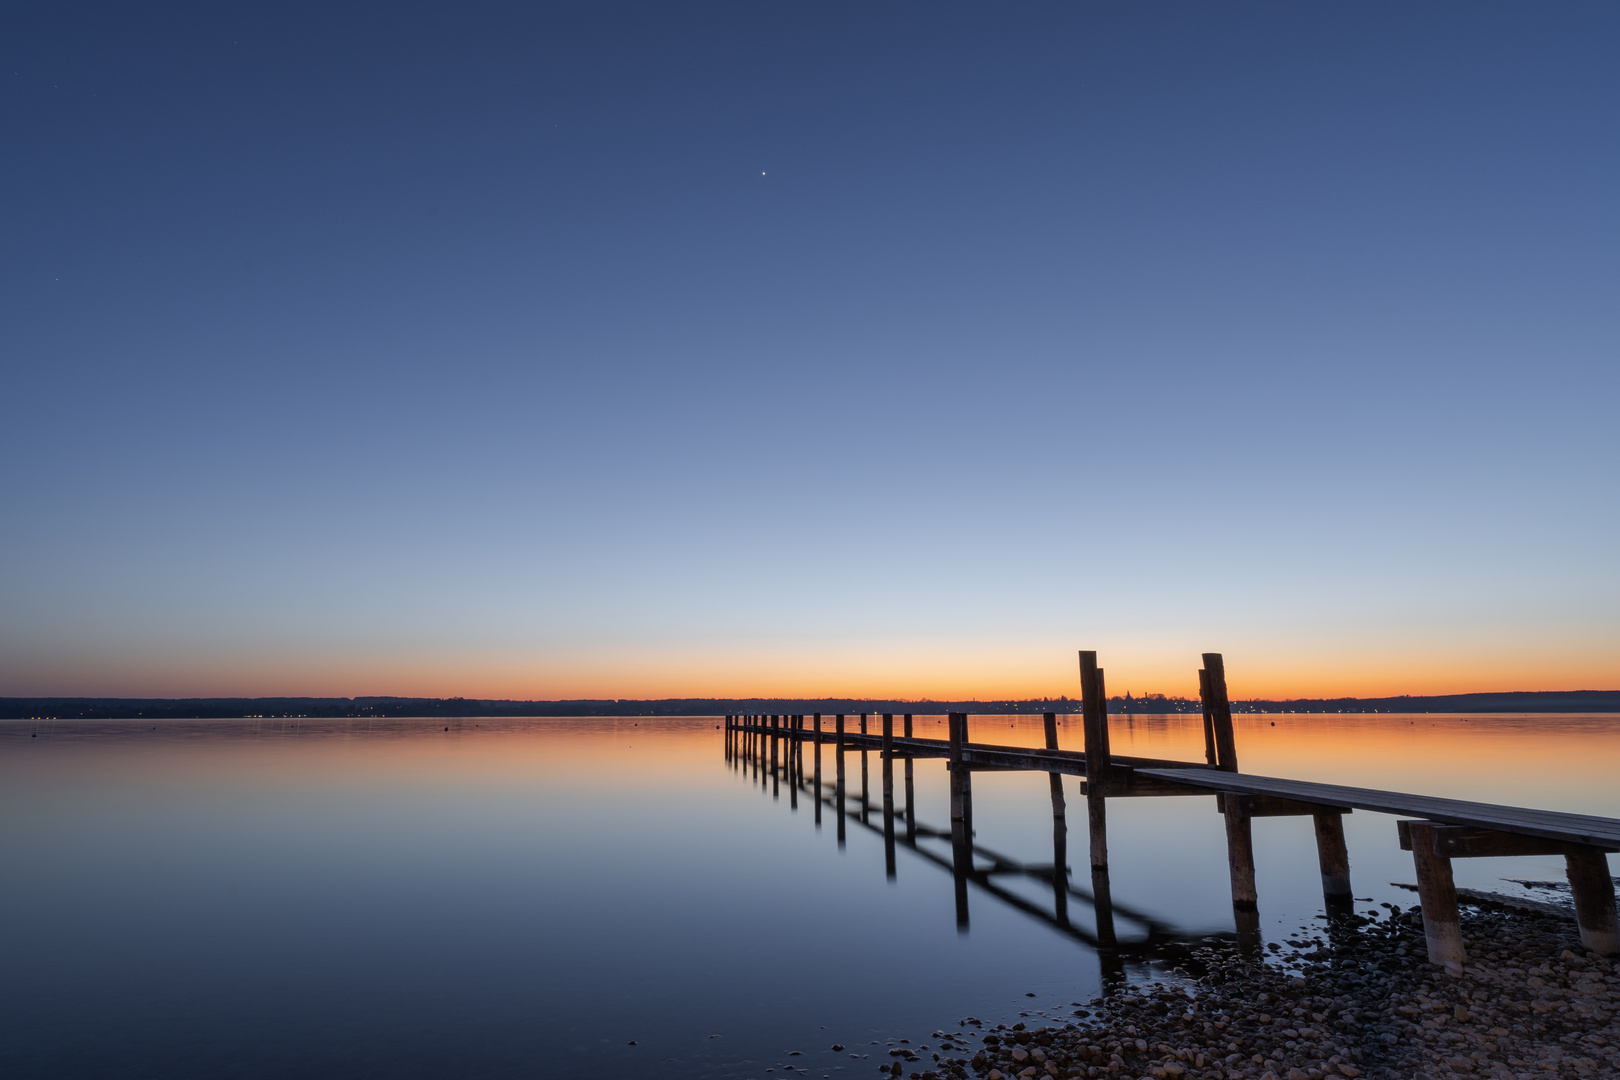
[728, 712, 1227, 977]
[4, 712, 1617, 1080]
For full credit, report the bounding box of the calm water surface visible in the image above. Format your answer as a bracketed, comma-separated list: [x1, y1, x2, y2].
[3, 713, 1617, 1078]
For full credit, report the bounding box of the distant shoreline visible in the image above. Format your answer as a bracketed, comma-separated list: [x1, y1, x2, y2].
[3, 689, 1618, 721]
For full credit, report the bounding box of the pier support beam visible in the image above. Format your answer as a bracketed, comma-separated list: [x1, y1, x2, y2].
[835, 714, 846, 849]
[882, 711, 896, 881]
[813, 720, 822, 829]
[948, 711, 972, 931]
[1313, 811, 1355, 919]
[1404, 821, 1466, 973]
[1567, 849, 1620, 956]
[1044, 711, 1069, 926]
[903, 713, 916, 843]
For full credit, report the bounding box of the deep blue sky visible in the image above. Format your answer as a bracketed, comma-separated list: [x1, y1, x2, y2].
[4, 3, 1617, 699]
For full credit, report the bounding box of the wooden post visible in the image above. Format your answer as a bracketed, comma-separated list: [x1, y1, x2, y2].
[1406, 821, 1466, 972]
[860, 710, 869, 824]
[1091, 864, 1116, 947]
[1079, 652, 1110, 874]
[1566, 849, 1620, 956]
[959, 712, 973, 839]
[882, 714, 896, 881]
[1313, 811, 1354, 918]
[1198, 669, 1218, 767]
[787, 716, 798, 811]
[948, 712, 971, 930]
[1043, 711, 1065, 817]
[1224, 798, 1258, 912]
[835, 714, 846, 848]
[770, 715, 779, 800]
[903, 713, 915, 843]
[1208, 658, 1260, 943]
[813, 720, 823, 829]
[1044, 711, 1069, 925]
[948, 712, 967, 824]
[1202, 653, 1239, 772]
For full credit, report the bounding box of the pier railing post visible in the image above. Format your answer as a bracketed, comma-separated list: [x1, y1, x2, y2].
[1566, 849, 1620, 956]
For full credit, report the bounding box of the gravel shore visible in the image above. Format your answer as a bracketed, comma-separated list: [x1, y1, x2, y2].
[873, 901, 1619, 1080]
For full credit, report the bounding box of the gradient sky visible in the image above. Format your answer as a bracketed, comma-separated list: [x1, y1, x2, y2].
[4, 3, 1617, 701]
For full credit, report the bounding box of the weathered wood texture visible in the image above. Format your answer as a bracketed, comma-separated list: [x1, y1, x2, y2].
[1405, 820, 1467, 971]
[1313, 811, 1354, 916]
[1202, 653, 1239, 772]
[1148, 769, 1620, 849]
[1566, 850, 1620, 956]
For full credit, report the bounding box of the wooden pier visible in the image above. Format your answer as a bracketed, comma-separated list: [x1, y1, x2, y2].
[723, 651, 1620, 974]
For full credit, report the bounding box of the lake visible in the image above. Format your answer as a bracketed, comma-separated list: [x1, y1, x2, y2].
[3, 713, 1617, 1079]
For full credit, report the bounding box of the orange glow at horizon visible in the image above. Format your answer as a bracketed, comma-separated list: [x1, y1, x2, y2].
[8, 634, 1616, 701]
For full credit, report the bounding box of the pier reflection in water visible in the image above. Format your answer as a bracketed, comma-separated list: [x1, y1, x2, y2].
[725, 710, 1228, 986]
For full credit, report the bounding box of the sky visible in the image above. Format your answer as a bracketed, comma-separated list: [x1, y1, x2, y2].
[3, 2, 1617, 702]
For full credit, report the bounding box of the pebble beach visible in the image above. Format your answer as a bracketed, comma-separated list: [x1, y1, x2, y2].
[868, 900, 1618, 1080]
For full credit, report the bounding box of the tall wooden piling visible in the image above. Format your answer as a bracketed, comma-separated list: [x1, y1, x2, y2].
[860, 714, 870, 825]
[948, 712, 972, 930]
[835, 714, 846, 848]
[787, 716, 798, 811]
[1203, 653, 1259, 943]
[1406, 820, 1466, 972]
[903, 713, 916, 843]
[1202, 653, 1239, 772]
[1313, 811, 1354, 918]
[813, 715, 823, 828]
[948, 712, 968, 825]
[1079, 652, 1111, 875]
[882, 713, 896, 880]
[1198, 670, 1218, 767]
[1566, 849, 1620, 956]
[1044, 711, 1069, 926]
